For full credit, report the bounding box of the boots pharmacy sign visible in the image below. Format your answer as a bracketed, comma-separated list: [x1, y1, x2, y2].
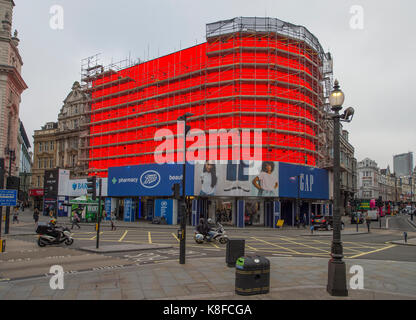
[108, 163, 194, 197]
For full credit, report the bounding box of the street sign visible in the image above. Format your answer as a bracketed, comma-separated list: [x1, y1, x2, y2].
[0, 189, 17, 206]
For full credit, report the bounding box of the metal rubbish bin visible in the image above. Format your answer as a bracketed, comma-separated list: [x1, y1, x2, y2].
[235, 256, 270, 296]
[226, 239, 245, 267]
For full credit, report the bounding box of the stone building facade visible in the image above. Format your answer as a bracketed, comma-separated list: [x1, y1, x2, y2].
[30, 122, 57, 208]
[0, 0, 27, 178]
[321, 120, 357, 215]
[56, 81, 89, 178]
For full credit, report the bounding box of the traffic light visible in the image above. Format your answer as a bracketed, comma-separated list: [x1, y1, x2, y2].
[87, 176, 97, 200]
[172, 183, 180, 200]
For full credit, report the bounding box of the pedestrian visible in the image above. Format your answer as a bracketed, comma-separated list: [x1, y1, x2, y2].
[303, 213, 307, 228]
[71, 211, 81, 229]
[33, 207, 40, 226]
[310, 224, 314, 234]
[12, 206, 19, 224]
[110, 210, 116, 231]
[366, 214, 371, 233]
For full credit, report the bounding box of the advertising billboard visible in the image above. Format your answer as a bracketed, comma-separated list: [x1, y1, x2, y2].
[193, 161, 279, 197]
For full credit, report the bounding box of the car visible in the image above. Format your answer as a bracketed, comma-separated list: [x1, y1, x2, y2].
[351, 212, 364, 224]
[311, 215, 345, 231]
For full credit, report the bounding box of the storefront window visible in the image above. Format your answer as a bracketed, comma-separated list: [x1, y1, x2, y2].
[244, 200, 262, 226]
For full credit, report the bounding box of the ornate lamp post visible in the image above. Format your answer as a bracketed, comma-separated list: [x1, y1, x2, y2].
[327, 80, 354, 296]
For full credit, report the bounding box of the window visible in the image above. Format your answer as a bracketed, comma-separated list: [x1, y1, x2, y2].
[74, 119, 79, 129]
[44, 143, 48, 152]
[44, 159, 47, 168]
[50, 141, 54, 150]
[37, 176, 41, 187]
[50, 159, 54, 168]
[38, 158, 42, 169]
[39, 142, 42, 152]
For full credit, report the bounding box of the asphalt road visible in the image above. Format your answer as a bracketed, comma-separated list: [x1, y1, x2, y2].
[3, 212, 416, 280]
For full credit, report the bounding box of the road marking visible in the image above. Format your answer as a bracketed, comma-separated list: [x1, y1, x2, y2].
[278, 236, 330, 254]
[246, 245, 258, 251]
[210, 242, 219, 249]
[90, 232, 103, 240]
[251, 237, 301, 254]
[172, 233, 180, 242]
[119, 230, 128, 242]
[347, 244, 397, 259]
[308, 239, 364, 254]
[148, 232, 152, 244]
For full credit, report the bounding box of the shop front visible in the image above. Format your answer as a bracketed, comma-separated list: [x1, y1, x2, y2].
[29, 188, 44, 210]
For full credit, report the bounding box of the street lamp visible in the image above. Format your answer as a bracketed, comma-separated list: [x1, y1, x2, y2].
[177, 112, 193, 264]
[327, 80, 354, 297]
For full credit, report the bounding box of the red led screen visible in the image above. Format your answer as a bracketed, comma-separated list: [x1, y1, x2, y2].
[87, 33, 324, 177]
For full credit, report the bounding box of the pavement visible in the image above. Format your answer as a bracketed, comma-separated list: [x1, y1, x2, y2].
[0, 237, 415, 300]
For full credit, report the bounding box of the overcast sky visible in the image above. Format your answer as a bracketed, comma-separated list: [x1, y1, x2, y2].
[14, 0, 416, 170]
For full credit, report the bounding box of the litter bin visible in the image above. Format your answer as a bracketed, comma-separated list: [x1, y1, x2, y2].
[235, 256, 270, 296]
[226, 239, 245, 267]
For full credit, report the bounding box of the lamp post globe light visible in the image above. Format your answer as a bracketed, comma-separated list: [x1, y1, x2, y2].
[327, 79, 353, 297]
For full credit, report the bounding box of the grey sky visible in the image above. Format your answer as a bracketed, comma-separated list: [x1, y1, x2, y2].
[15, 0, 416, 170]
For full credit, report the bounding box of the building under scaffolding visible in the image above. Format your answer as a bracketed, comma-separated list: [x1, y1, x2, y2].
[81, 17, 335, 177]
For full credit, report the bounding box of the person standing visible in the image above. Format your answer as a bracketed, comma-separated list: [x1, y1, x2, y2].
[365, 213, 371, 233]
[33, 207, 40, 226]
[303, 213, 307, 228]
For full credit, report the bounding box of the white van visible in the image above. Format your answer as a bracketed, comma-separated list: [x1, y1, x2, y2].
[366, 209, 379, 221]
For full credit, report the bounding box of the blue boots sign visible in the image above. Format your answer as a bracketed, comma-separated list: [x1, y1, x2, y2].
[108, 163, 194, 197]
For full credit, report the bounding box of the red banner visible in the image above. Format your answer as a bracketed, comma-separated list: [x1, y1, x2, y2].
[29, 189, 44, 196]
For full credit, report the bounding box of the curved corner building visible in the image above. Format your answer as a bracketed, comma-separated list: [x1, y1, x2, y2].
[84, 17, 329, 177]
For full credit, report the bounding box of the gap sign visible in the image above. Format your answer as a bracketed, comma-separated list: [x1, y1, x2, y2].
[0, 189, 17, 206]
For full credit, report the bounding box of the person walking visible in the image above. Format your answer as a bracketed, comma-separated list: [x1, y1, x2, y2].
[12, 206, 19, 224]
[303, 213, 307, 228]
[33, 207, 40, 227]
[110, 210, 116, 231]
[71, 211, 81, 229]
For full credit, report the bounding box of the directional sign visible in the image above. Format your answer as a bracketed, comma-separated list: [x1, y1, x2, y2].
[0, 189, 17, 206]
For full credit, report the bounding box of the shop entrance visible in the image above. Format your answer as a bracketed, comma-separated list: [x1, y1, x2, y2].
[214, 199, 233, 225]
[245, 200, 263, 226]
[281, 200, 293, 226]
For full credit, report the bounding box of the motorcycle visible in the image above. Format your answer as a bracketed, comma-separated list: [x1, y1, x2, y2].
[194, 223, 228, 244]
[36, 223, 74, 247]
